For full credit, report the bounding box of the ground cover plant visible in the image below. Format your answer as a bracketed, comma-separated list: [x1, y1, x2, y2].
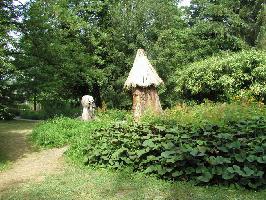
[32, 102, 266, 189]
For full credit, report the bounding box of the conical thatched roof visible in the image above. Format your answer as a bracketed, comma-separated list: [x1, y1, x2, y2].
[124, 49, 163, 89]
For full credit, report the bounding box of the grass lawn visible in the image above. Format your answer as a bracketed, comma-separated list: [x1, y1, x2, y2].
[1, 163, 266, 200]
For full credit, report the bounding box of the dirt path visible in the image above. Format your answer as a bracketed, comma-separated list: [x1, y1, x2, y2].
[0, 121, 66, 193]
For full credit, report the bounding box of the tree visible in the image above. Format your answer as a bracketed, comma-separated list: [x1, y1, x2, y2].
[187, 0, 248, 57]
[99, 0, 185, 108]
[237, 0, 264, 47]
[17, 0, 93, 107]
[0, 0, 18, 119]
[162, 0, 265, 105]
[17, 0, 185, 109]
[187, 0, 265, 52]
[257, 4, 266, 50]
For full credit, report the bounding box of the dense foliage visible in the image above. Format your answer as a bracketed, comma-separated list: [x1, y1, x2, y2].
[175, 50, 266, 102]
[257, 4, 266, 50]
[32, 103, 266, 189]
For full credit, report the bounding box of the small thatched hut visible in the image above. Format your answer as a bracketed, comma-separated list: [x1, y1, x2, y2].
[124, 49, 163, 121]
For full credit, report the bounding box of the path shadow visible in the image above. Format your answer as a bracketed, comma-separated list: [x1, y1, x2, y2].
[0, 121, 38, 164]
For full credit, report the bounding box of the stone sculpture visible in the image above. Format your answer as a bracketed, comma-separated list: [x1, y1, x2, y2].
[81, 95, 95, 121]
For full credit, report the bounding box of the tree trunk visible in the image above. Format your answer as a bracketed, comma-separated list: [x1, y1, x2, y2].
[257, 5, 266, 50]
[93, 83, 102, 108]
[132, 86, 162, 121]
[33, 95, 37, 111]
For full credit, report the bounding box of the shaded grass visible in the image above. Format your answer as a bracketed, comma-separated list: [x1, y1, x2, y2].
[0, 121, 38, 171]
[0, 120, 38, 132]
[1, 164, 266, 200]
[0, 161, 10, 172]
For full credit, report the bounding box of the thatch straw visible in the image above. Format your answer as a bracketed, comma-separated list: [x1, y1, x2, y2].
[124, 49, 163, 89]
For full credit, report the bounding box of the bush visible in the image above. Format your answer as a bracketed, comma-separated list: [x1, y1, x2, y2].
[175, 50, 266, 102]
[41, 100, 80, 119]
[80, 103, 266, 189]
[18, 100, 81, 120]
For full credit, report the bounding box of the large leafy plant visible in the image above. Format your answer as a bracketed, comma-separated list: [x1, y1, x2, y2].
[81, 103, 266, 189]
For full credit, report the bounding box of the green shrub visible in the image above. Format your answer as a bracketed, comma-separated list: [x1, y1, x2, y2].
[19, 100, 81, 120]
[41, 100, 80, 119]
[175, 50, 266, 102]
[80, 103, 266, 189]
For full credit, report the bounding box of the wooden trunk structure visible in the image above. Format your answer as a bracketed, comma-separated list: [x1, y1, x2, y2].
[132, 86, 162, 121]
[124, 49, 164, 121]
